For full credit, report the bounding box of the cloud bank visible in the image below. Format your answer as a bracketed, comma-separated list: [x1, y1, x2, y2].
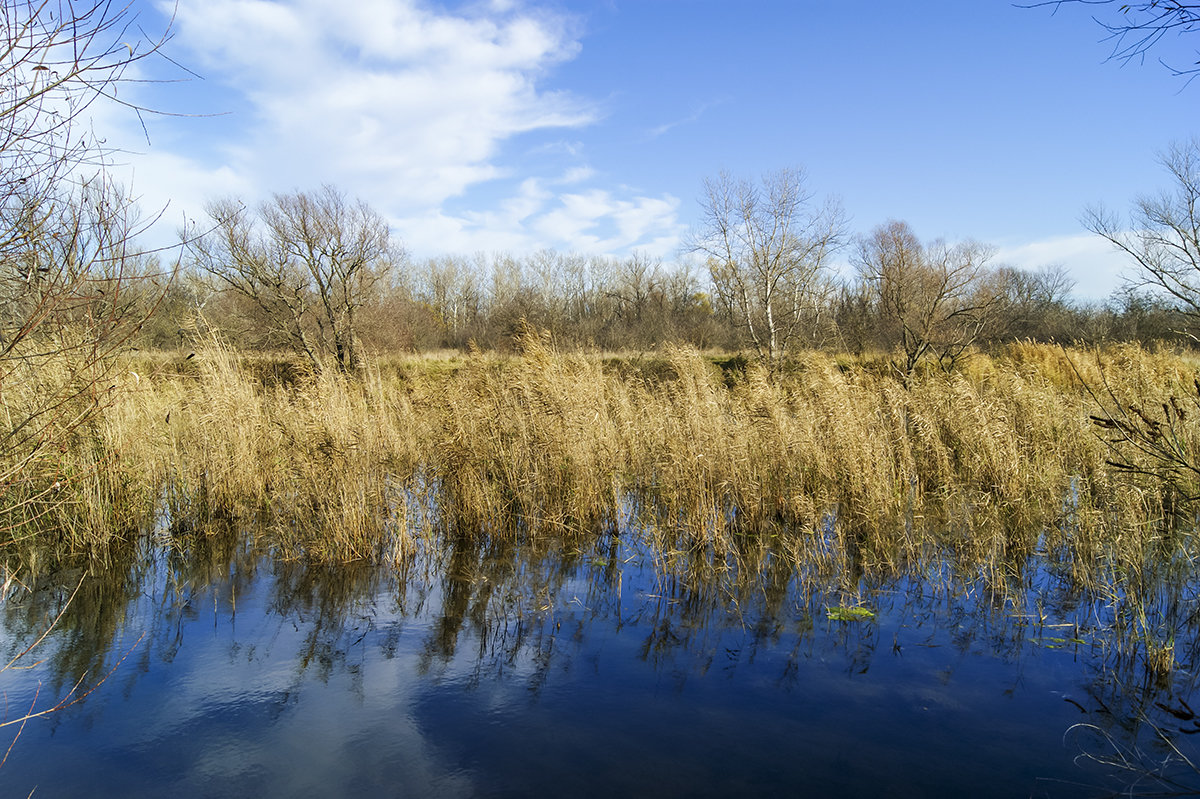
[116, 0, 683, 257]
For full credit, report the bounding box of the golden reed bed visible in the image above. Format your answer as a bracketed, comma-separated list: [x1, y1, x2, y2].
[7, 332, 1199, 677]
[5, 333, 1195, 579]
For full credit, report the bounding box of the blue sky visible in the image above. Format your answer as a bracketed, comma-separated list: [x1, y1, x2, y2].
[105, 0, 1200, 300]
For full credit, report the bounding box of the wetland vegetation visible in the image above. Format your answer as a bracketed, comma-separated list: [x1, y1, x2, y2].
[7, 240, 1200, 794]
[5, 335, 1200, 795]
[4, 1, 1200, 793]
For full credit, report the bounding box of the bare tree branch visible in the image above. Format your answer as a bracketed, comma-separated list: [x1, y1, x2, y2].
[1024, 0, 1200, 81]
[854, 220, 999, 380]
[0, 1, 179, 538]
[1087, 137, 1200, 331]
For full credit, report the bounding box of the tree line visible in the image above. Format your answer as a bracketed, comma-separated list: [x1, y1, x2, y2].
[122, 145, 1195, 378]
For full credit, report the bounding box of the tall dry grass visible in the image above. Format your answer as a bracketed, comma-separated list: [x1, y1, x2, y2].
[3, 332, 1195, 607]
[432, 326, 623, 535]
[57, 338, 427, 564]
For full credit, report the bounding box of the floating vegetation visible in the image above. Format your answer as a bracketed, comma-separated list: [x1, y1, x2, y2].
[825, 605, 875, 622]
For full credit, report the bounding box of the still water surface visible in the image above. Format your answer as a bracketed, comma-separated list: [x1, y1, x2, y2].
[0, 529, 1196, 798]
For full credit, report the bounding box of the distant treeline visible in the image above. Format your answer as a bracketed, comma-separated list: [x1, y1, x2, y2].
[139, 240, 1185, 359]
[128, 175, 1195, 373]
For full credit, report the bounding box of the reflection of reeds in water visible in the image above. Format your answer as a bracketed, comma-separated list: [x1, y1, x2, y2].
[8, 334, 1200, 626]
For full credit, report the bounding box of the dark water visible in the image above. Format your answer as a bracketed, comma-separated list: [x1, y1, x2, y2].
[1, 528, 1197, 798]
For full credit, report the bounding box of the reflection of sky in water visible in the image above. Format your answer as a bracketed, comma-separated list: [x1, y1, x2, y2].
[0, 536, 1194, 798]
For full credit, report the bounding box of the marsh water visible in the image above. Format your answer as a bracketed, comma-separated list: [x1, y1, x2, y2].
[2, 524, 1199, 798]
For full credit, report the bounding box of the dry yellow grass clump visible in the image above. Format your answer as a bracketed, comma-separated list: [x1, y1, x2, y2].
[69, 340, 424, 563]
[431, 326, 622, 536]
[2, 335, 1196, 590]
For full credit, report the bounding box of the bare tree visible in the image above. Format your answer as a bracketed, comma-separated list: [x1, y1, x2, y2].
[419, 255, 484, 347]
[187, 186, 399, 372]
[186, 196, 320, 365]
[606, 251, 663, 341]
[0, 2, 176, 755]
[1027, 1, 1200, 81]
[1, 1, 172, 215]
[1086, 137, 1200, 337]
[689, 169, 845, 363]
[855, 220, 998, 379]
[0, 1, 174, 530]
[989, 264, 1077, 341]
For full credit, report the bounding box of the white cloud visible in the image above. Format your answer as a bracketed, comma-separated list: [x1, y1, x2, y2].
[558, 166, 595, 184]
[530, 189, 683, 255]
[395, 174, 684, 258]
[646, 97, 729, 139]
[535, 189, 617, 242]
[126, 152, 256, 233]
[82, 1, 686, 261]
[127, 0, 593, 212]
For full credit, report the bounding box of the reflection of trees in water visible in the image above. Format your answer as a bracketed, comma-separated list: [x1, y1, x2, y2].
[146, 523, 268, 667]
[1062, 697, 1200, 797]
[3, 512, 1200, 788]
[410, 525, 826, 691]
[266, 557, 403, 692]
[0, 530, 1185, 697]
[1, 542, 154, 700]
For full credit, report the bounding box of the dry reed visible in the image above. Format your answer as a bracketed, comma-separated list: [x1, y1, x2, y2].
[2, 334, 1195, 608]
